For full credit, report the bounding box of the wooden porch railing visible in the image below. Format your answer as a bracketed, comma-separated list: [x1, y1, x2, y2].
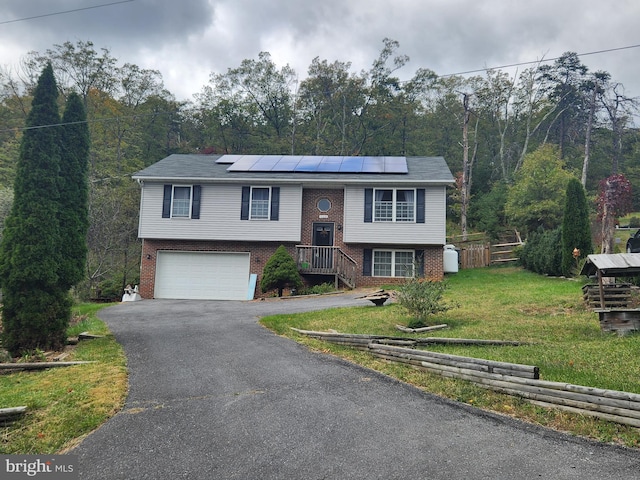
[296, 246, 357, 288]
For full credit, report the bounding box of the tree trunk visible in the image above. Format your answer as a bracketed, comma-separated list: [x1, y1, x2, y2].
[582, 87, 597, 187]
[461, 93, 471, 241]
[601, 179, 615, 254]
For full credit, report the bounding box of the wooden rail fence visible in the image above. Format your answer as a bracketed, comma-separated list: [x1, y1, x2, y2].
[293, 329, 640, 428]
[448, 231, 523, 269]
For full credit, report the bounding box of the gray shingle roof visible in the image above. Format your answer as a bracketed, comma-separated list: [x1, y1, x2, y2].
[132, 154, 454, 185]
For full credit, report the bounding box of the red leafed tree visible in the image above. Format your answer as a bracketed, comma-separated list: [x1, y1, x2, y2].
[597, 174, 632, 253]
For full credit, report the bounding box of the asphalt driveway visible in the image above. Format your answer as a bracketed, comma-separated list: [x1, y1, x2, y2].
[74, 295, 640, 479]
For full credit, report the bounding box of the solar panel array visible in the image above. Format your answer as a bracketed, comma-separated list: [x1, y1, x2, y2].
[217, 155, 408, 174]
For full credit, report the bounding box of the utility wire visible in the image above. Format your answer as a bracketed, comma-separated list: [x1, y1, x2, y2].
[442, 43, 640, 78]
[0, 0, 135, 25]
[2, 41, 639, 134]
[0, 110, 173, 134]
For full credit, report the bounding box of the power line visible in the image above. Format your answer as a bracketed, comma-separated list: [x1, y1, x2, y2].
[2, 41, 639, 134]
[442, 43, 640, 78]
[0, 110, 174, 134]
[0, 0, 135, 26]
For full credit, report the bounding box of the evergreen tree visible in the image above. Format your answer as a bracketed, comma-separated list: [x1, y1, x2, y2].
[260, 245, 302, 297]
[561, 179, 593, 276]
[0, 64, 71, 355]
[58, 92, 90, 289]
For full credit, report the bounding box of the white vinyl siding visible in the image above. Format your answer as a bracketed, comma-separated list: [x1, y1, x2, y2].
[139, 183, 302, 241]
[155, 251, 250, 300]
[343, 185, 447, 245]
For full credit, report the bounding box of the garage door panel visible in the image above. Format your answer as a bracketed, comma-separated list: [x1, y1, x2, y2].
[155, 251, 250, 300]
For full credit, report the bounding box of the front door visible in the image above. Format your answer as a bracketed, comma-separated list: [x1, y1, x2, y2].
[312, 223, 334, 269]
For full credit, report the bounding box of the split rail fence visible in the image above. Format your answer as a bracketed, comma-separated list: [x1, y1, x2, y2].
[448, 232, 523, 269]
[293, 329, 640, 428]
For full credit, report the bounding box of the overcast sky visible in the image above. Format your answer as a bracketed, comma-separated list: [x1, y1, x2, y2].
[1, 0, 639, 102]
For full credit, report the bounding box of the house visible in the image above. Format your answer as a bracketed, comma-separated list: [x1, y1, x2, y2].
[132, 154, 454, 300]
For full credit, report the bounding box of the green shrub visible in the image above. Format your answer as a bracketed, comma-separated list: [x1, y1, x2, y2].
[261, 245, 303, 297]
[561, 179, 592, 277]
[298, 282, 335, 295]
[519, 227, 563, 276]
[396, 278, 456, 328]
[629, 217, 640, 228]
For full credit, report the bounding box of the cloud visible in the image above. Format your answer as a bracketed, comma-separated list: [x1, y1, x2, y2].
[0, 0, 639, 101]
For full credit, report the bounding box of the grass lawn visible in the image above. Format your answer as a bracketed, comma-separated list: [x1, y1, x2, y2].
[261, 266, 640, 448]
[0, 303, 127, 454]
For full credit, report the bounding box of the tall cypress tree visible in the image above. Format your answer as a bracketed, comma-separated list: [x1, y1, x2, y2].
[561, 178, 593, 276]
[58, 92, 90, 289]
[0, 64, 71, 355]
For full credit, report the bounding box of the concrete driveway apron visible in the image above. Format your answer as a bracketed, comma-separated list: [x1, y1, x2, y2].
[73, 296, 640, 479]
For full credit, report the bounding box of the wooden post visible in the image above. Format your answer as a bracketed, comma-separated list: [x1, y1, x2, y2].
[597, 269, 606, 309]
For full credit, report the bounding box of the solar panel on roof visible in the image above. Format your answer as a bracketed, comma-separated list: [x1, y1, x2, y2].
[361, 157, 385, 173]
[295, 156, 322, 172]
[216, 155, 240, 164]
[224, 155, 408, 173]
[226, 155, 261, 171]
[339, 156, 364, 172]
[250, 155, 282, 171]
[315, 156, 343, 172]
[270, 156, 302, 171]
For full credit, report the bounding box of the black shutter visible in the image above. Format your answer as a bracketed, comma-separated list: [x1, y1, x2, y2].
[416, 189, 425, 223]
[415, 249, 425, 277]
[191, 185, 201, 219]
[241, 186, 250, 220]
[162, 184, 172, 218]
[270, 187, 280, 221]
[363, 249, 372, 276]
[364, 188, 373, 223]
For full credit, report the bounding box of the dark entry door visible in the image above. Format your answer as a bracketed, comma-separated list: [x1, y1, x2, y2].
[312, 223, 334, 269]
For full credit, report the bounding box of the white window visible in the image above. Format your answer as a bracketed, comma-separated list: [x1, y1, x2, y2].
[250, 187, 271, 220]
[374, 189, 415, 222]
[171, 186, 192, 218]
[373, 250, 414, 277]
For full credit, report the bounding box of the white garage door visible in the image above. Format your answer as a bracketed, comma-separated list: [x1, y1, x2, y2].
[155, 251, 250, 300]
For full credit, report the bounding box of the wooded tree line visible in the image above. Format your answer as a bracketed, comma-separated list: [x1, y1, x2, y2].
[0, 39, 637, 297]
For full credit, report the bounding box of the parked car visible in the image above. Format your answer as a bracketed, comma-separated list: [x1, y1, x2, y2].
[626, 229, 640, 252]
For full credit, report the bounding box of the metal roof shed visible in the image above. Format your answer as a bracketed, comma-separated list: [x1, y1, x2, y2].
[580, 253, 640, 315]
[580, 253, 640, 278]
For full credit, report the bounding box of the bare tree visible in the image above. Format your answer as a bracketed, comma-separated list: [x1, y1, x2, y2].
[600, 81, 637, 174]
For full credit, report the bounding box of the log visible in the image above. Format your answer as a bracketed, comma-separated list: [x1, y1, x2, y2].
[0, 406, 27, 417]
[0, 361, 96, 370]
[409, 360, 640, 423]
[395, 324, 448, 333]
[462, 374, 640, 415]
[78, 332, 105, 340]
[370, 350, 538, 379]
[53, 352, 70, 362]
[291, 328, 524, 347]
[415, 337, 524, 346]
[373, 339, 417, 346]
[372, 352, 425, 367]
[290, 328, 388, 340]
[458, 369, 640, 407]
[475, 381, 640, 422]
[529, 400, 640, 429]
[369, 343, 539, 376]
